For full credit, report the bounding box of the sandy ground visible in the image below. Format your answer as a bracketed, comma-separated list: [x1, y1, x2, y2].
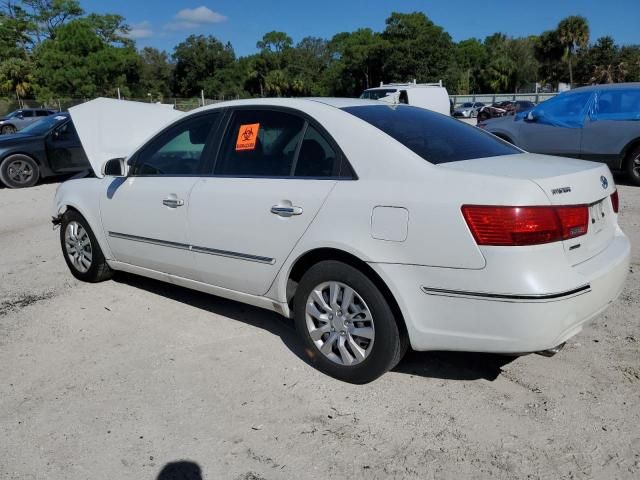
[0, 178, 638, 480]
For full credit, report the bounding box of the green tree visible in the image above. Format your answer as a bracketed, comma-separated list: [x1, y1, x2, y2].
[534, 29, 566, 87]
[382, 12, 454, 83]
[557, 15, 590, 86]
[172, 35, 236, 97]
[136, 47, 173, 98]
[32, 16, 138, 99]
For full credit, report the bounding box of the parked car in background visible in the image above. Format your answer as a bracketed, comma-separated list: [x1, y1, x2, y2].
[477, 100, 536, 122]
[52, 97, 629, 384]
[452, 101, 485, 118]
[360, 81, 451, 116]
[479, 84, 640, 185]
[0, 108, 57, 135]
[0, 113, 89, 188]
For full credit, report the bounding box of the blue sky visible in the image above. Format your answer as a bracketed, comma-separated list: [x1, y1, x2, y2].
[81, 0, 639, 55]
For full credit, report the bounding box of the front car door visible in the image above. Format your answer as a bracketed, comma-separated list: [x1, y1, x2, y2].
[518, 91, 593, 158]
[188, 107, 351, 296]
[580, 88, 640, 169]
[45, 120, 89, 172]
[100, 111, 221, 279]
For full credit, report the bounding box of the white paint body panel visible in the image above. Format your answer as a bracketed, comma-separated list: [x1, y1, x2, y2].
[69, 98, 184, 177]
[55, 97, 631, 354]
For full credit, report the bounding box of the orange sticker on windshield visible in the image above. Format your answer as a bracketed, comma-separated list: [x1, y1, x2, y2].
[236, 123, 260, 151]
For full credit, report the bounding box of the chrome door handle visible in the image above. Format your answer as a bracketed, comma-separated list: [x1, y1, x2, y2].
[163, 198, 184, 208]
[271, 205, 303, 217]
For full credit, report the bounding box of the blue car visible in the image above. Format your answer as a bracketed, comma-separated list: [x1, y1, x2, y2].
[480, 83, 640, 186]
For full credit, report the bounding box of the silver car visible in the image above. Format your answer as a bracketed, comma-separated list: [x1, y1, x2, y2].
[480, 83, 640, 186]
[0, 109, 57, 135]
[453, 102, 485, 118]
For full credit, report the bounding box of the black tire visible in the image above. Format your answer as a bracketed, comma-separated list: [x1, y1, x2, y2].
[624, 145, 640, 187]
[293, 260, 406, 384]
[1, 124, 16, 135]
[0, 154, 39, 188]
[60, 210, 113, 282]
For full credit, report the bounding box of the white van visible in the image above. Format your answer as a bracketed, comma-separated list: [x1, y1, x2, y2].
[360, 80, 451, 116]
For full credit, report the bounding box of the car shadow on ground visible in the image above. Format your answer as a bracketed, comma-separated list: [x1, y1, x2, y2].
[114, 272, 517, 383]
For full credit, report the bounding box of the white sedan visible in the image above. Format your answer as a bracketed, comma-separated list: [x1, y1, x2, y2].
[52, 98, 630, 384]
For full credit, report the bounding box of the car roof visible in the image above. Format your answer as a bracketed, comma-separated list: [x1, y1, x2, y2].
[197, 97, 386, 112]
[569, 82, 640, 93]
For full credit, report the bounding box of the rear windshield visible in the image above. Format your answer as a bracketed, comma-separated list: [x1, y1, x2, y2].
[360, 89, 397, 100]
[342, 105, 520, 164]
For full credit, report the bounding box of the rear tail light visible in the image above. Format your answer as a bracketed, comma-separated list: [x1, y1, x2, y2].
[611, 190, 619, 213]
[461, 205, 589, 246]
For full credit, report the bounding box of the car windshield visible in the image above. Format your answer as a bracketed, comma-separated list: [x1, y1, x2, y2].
[4, 110, 21, 118]
[360, 89, 397, 100]
[20, 114, 68, 135]
[342, 105, 520, 164]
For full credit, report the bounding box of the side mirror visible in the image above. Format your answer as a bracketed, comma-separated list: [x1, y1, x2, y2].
[525, 111, 537, 122]
[17, 114, 24, 119]
[102, 157, 126, 177]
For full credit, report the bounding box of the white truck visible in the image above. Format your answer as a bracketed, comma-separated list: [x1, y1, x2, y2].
[360, 80, 451, 116]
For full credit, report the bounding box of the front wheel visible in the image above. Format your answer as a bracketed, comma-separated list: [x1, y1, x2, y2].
[0, 154, 39, 188]
[624, 145, 640, 187]
[60, 210, 113, 282]
[293, 260, 406, 384]
[1, 124, 16, 135]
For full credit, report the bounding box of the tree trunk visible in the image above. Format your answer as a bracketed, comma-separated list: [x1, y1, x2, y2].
[568, 54, 574, 87]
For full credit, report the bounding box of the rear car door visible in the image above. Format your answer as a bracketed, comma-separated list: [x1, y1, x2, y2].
[100, 111, 221, 279]
[580, 88, 640, 169]
[518, 91, 593, 158]
[187, 107, 348, 296]
[45, 120, 89, 172]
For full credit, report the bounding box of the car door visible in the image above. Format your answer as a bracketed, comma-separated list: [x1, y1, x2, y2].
[100, 111, 221, 279]
[187, 107, 348, 296]
[580, 88, 640, 169]
[45, 120, 89, 172]
[518, 91, 593, 158]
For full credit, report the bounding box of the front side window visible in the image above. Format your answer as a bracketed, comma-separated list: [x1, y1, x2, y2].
[215, 110, 305, 177]
[131, 113, 218, 176]
[533, 92, 592, 128]
[36, 110, 50, 117]
[595, 89, 640, 121]
[343, 105, 520, 164]
[21, 110, 34, 118]
[55, 121, 79, 141]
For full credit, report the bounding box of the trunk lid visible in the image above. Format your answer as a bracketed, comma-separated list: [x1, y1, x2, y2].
[441, 153, 617, 265]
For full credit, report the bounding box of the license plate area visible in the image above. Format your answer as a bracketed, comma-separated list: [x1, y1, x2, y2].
[589, 199, 606, 234]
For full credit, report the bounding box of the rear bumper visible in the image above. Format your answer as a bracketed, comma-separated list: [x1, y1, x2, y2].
[370, 230, 630, 353]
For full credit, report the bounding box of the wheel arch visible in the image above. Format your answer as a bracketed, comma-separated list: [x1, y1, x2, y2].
[284, 247, 409, 340]
[1, 150, 42, 166]
[621, 137, 640, 162]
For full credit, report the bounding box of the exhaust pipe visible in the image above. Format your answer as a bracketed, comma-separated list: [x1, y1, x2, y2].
[536, 342, 566, 357]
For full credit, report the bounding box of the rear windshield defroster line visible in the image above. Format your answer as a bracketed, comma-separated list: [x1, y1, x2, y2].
[342, 105, 520, 164]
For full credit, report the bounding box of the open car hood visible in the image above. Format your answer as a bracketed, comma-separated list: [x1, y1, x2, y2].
[69, 98, 184, 178]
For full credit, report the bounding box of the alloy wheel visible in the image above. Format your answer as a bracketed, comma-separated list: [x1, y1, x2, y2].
[305, 281, 375, 366]
[64, 221, 93, 273]
[7, 159, 34, 185]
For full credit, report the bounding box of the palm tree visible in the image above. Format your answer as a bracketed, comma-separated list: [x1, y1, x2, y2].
[557, 16, 590, 87]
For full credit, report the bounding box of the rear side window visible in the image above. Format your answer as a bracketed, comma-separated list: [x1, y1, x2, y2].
[36, 110, 49, 117]
[294, 125, 338, 177]
[215, 110, 306, 177]
[595, 89, 640, 121]
[342, 105, 519, 164]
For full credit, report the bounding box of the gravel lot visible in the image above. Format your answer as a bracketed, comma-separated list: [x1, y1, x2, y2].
[1, 178, 638, 480]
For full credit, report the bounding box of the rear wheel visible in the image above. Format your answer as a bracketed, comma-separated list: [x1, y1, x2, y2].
[0, 154, 39, 188]
[624, 145, 640, 187]
[60, 210, 113, 282]
[293, 260, 406, 383]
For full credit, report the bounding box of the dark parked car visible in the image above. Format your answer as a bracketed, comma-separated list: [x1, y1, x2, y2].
[0, 113, 89, 188]
[0, 108, 57, 134]
[479, 84, 640, 185]
[476, 100, 536, 122]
